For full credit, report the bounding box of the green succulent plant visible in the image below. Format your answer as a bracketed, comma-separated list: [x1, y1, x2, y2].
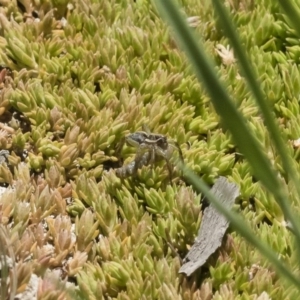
[0, 0, 300, 298]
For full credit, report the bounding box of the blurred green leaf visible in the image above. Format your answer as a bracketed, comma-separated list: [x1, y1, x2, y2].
[153, 0, 300, 290]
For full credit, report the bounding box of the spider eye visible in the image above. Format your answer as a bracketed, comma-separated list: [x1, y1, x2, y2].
[156, 137, 168, 149]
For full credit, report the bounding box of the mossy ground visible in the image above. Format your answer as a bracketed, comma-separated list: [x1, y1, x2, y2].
[0, 0, 299, 299]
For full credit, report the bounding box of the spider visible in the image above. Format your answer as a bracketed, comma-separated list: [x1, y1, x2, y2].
[116, 125, 183, 180]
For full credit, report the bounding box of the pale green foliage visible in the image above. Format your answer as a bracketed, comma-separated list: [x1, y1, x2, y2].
[0, 0, 299, 299]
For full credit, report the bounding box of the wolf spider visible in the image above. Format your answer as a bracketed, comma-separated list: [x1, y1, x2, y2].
[116, 125, 183, 180]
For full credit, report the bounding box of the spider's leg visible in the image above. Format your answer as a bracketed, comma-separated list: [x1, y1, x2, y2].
[133, 143, 150, 174]
[166, 159, 173, 182]
[169, 141, 184, 163]
[149, 146, 156, 165]
[156, 148, 173, 182]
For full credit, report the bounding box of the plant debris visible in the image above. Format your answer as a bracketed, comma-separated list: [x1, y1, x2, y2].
[179, 177, 239, 276]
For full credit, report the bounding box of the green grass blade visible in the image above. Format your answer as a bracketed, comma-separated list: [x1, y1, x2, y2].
[182, 167, 300, 289]
[211, 0, 300, 251]
[153, 0, 300, 241]
[152, 0, 274, 186]
[277, 0, 300, 38]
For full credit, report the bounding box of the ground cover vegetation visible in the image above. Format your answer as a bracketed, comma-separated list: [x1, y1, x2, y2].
[0, 0, 300, 299]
